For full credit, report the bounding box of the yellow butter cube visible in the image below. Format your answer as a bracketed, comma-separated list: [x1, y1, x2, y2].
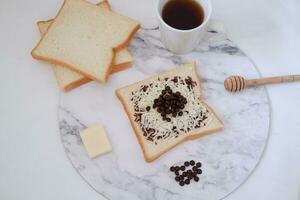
[80, 124, 112, 158]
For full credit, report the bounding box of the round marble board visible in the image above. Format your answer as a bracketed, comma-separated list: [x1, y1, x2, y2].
[58, 22, 270, 200]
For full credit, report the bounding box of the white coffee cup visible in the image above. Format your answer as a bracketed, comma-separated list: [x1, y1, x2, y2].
[156, 0, 212, 54]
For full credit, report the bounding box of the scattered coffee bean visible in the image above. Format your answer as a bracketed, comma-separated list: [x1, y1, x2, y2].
[192, 166, 198, 171]
[196, 162, 202, 168]
[175, 166, 180, 171]
[175, 170, 180, 175]
[197, 169, 202, 174]
[190, 160, 195, 165]
[179, 175, 184, 181]
[146, 106, 151, 111]
[178, 111, 183, 116]
[170, 166, 175, 172]
[194, 176, 199, 182]
[184, 179, 190, 185]
[179, 181, 185, 186]
[175, 176, 181, 182]
[180, 166, 185, 171]
[184, 161, 190, 167]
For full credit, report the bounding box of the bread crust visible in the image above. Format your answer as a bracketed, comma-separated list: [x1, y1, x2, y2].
[31, 0, 140, 83]
[62, 60, 131, 91]
[116, 63, 224, 162]
[63, 76, 91, 92]
[97, 0, 111, 9]
[110, 59, 132, 73]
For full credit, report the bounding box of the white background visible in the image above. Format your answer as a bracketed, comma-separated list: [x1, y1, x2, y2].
[0, 0, 299, 199]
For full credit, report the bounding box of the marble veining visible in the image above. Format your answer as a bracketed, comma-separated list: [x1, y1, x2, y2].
[58, 21, 270, 200]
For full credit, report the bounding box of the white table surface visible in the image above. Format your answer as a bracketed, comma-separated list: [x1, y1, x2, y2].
[0, 0, 299, 199]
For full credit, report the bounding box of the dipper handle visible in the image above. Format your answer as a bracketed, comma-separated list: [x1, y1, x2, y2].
[224, 75, 300, 92]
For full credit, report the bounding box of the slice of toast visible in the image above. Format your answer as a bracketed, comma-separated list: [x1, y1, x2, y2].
[31, 0, 140, 83]
[37, 1, 133, 91]
[116, 62, 223, 162]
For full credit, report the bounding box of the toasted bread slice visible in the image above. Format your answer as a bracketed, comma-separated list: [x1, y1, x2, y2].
[31, 0, 140, 83]
[37, 1, 133, 91]
[116, 62, 223, 162]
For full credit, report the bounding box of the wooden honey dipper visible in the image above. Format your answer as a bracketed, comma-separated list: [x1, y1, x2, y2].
[224, 75, 300, 92]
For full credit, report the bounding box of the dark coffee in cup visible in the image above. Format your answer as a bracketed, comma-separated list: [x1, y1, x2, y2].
[162, 0, 204, 30]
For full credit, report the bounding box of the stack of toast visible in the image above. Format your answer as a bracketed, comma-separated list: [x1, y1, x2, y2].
[32, 0, 140, 91]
